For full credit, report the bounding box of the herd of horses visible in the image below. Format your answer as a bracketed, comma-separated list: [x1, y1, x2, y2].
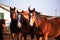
[9, 7, 60, 40]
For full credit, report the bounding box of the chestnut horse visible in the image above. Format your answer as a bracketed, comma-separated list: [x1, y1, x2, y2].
[29, 11, 60, 40]
[50, 17, 60, 40]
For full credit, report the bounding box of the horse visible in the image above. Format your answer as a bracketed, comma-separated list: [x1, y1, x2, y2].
[0, 19, 6, 40]
[17, 10, 35, 40]
[29, 11, 60, 40]
[10, 7, 21, 40]
[50, 17, 60, 40]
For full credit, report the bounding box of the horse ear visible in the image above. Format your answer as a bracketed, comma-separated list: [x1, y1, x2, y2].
[10, 7, 12, 10]
[33, 8, 35, 12]
[28, 6, 30, 10]
[14, 7, 16, 10]
[17, 10, 18, 13]
[22, 10, 24, 13]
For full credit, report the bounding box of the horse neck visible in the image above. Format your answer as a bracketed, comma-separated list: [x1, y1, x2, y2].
[34, 19, 42, 28]
[35, 18, 48, 28]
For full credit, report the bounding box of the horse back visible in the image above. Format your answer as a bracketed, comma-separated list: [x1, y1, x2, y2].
[35, 18, 60, 38]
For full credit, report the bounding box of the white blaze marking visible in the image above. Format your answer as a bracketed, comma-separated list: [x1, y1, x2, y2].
[18, 14, 21, 28]
[30, 13, 34, 26]
[18, 22, 21, 28]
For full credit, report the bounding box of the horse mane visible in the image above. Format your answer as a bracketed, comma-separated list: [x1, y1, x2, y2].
[50, 17, 60, 26]
[35, 15, 48, 28]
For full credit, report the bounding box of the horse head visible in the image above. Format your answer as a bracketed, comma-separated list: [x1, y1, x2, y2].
[17, 10, 30, 28]
[10, 7, 17, 19]
[17, 10, 29, 21]
[29, 11, 36, 26]
[29, 10, 48, 27]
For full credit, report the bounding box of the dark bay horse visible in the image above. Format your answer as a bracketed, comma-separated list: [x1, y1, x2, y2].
[10, 7, 20, 40]
[29, 11, 60, 40]
[0, 19, 6, 40]
[17, 10, 35, 40]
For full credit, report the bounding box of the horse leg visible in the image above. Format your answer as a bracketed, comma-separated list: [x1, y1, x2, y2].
[39, 37, 43, 40]
[36, 36, 40, 40]
[42, 34, 48, 40]
[55, 35, 60, 40]
[23, 34, 27, 40]
[31, 34, 34, 40]
[11, 33, 15, 40]
[36, 34, 43, 40]
[17, 32, 22, 40]
[24, 35, 27, 40]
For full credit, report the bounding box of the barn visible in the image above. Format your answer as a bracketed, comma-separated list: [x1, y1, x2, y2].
[0, 4, 11, 27]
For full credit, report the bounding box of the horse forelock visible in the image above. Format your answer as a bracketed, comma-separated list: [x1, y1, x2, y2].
[22, 11, 29, 20]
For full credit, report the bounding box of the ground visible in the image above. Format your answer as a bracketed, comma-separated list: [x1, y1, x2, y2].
[3, 27, 56, 40]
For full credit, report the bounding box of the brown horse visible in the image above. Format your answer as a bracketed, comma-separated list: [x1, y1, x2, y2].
[17, 10, 29, 40]
[0, 19, 6, 40]
[29, 11, 60, 40]
[17, 10, 35, 40]
[10, 7, 21, 40]
[50, 17, 60, 40]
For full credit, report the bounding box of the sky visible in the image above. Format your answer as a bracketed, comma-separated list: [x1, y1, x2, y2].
[0, 0, 60, 16]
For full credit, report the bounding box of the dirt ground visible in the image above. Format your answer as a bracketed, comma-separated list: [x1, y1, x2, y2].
[3, 27, 56, 40]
